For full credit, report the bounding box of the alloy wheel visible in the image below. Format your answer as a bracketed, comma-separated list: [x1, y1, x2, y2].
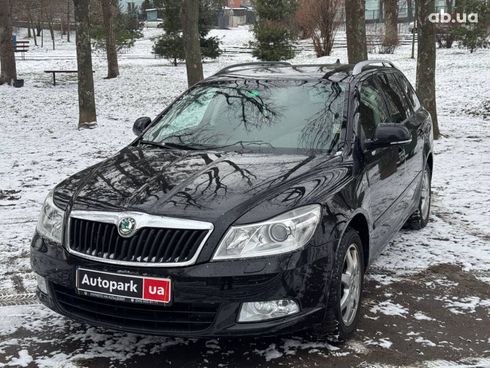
[340, 244, 362, 326]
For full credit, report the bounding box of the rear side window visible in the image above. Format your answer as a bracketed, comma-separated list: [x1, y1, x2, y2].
[395, 74, 421, 112]
[377, 73, 408, 123]
[359, 76, 390, 140]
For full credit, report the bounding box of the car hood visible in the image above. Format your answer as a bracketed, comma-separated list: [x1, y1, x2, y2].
[55, 145, 347, 225]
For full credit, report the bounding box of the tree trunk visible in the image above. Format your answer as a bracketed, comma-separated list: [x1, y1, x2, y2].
[49, 21, 55, 50]
[31, 22, 37, 46]
[0, 0, 17, 85]
[74, 0, 97, 128]
[383, 0, 398, 48]
[101, 0, 119, 78]
[29, 15, 37, 46]
[67, 0, 71, 42]
[181, 0, 203, 87]
[345, 0, 368, 63]
[416, 0, 440, 139]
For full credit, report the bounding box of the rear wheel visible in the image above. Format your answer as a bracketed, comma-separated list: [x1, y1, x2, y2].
[405, 165, 431, 230]
[312, 228, 364, 342]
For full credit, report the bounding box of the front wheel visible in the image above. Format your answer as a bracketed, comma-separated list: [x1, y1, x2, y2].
[406, 165, 431, 230]
[312, 228, 364, 342]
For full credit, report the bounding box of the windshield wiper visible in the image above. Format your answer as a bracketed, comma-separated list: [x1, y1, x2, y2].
[139, 140, 202, 151]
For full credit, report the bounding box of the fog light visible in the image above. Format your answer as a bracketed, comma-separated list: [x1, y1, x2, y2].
[238, 299, 300, 322]
[36, 274, 48, 295]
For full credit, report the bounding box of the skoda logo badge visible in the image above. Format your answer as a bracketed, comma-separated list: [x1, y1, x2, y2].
[118, 217, 136, 237]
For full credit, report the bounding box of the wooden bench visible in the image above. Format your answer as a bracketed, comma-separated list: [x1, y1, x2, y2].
[44, 70, 94, 86]
[14, 40, 29, 60]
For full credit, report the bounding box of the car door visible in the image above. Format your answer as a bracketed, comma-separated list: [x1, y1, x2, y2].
[358, 75, 406, 251]
[394, 72, 427, 183]
[377, 72, 424, 219]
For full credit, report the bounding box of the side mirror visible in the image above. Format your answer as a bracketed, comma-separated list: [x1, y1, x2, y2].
[133, 117, 152, 136]
[366, 124, 412, 150]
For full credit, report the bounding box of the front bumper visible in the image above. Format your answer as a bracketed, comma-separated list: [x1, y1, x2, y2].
[31, 232, 334, 337]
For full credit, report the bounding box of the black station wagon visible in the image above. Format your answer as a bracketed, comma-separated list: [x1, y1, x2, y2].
[31, 60, 433, 340]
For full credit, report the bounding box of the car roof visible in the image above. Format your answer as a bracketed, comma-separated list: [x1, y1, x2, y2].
[206, 61, 399, 83]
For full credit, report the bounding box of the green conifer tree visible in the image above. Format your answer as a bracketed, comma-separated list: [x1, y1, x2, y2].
[251, 0, 298, 61]
[153, 0, 222, 65]
[452, 0, 490, 53]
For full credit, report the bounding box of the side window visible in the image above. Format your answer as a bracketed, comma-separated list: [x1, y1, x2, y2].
[396, 74, 421, 112]
[359, 77, 390, 140]
[377, 73, 408, 123]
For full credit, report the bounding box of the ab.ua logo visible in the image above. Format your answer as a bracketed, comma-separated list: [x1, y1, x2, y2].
[429, 10, 479, 23]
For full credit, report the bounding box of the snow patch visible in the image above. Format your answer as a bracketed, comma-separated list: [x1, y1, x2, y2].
[414, 312, 434, 321]
[365, 338, 393, 349]
[442, 296, 490, 315]
[370, 301, 409, 318]
[7, 349, 33, 367]
[415, 336, 437, 347]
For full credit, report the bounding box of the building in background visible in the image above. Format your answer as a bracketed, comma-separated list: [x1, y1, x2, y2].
[120, 0, 453, 25]
[364, 0, 454, 23]
[218, 0, 255, 28]
[120, 0, 145, 12]
[227, 0, 254, 8]
[227, 0, 241, 7]
[145, 8, 161, 22]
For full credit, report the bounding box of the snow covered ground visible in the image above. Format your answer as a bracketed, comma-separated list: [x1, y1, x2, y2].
[0, 26, 489, 367]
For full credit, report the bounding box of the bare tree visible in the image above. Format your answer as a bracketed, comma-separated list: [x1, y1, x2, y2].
[416, 0, 440, 139]
[13, 0, 34, 38]
[100, 0, 119, 78]
[294, 5, 312, 39]
[345, 0, 368, 63]
[296, 0, 343, 57]
[14, 0, 66, 50]
[67, 0, 71, 42]
[28, 3, 38, 46]
[0, 0, 17, 85]
[382, 0, 399, 53]
[73, 0, 97, 128]
[181, 0, 203, 87]
[43, 0, 57, 50]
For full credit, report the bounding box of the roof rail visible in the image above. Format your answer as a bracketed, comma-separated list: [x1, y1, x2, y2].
[215, 62, 292, 75]
[291, 63, 341, 69]
[352, 60, 397, 75]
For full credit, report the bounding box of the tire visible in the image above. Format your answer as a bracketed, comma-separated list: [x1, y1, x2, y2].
[405, 164, 431, 230]
[311, 228, 364, 342]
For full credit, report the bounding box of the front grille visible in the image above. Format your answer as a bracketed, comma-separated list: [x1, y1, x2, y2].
[69, 218, 208, 265]
[53, 284, 218, 333]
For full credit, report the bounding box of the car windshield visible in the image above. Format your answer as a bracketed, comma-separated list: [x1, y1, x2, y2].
[142, 79, 347, 153]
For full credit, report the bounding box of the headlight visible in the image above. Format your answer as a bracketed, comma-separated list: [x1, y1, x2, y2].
[213, 204, 321, 260]
[36, 191, 65, 244]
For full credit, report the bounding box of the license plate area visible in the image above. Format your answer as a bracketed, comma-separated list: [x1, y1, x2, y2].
[76, 268, 171, 305]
